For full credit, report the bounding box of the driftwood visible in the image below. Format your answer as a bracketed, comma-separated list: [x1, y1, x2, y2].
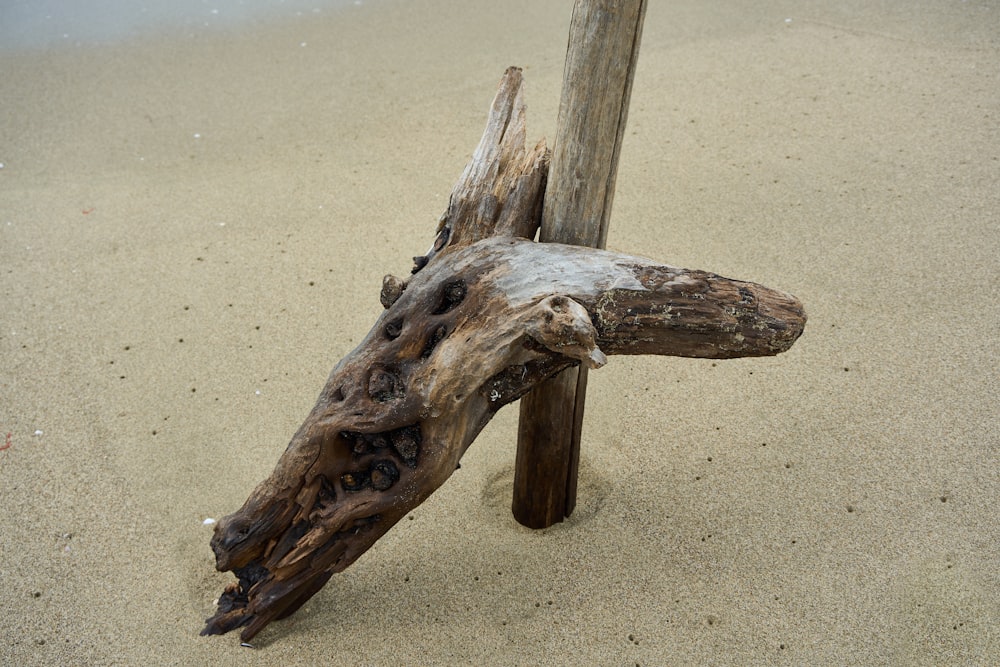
[202, 67, 806, 641]
[516, 0, 648, 529]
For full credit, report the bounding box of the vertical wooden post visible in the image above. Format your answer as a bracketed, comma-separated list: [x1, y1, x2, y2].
[513, 0, 647, 529]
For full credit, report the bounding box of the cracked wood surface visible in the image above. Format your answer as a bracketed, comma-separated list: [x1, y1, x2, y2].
[516, 0, 648, 528]
[202, 67, 806, 641]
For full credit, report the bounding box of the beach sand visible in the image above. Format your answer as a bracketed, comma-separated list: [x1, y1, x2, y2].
[1, 1, 997, 664]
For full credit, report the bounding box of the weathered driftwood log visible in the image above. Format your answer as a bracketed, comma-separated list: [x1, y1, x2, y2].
[202, 67, 806, 641]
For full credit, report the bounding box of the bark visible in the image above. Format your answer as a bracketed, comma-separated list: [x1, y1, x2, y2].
[202, 68, 806, 641]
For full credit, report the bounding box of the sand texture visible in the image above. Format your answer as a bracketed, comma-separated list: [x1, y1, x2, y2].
[1, 1, 997, 664]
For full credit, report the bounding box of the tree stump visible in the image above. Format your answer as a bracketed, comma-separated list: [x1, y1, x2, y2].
[202, 67, 806, 642]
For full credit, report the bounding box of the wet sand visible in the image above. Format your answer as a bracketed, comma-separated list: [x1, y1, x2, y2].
[1, 1, 997, 664]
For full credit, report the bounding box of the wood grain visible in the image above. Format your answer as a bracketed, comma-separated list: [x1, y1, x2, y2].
[515, 0, 648, 528]
[202, 67, 805, 641]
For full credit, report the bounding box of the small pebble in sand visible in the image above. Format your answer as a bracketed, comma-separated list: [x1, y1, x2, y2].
[34, 430, 43, 436]
[203, 518, 217, 526]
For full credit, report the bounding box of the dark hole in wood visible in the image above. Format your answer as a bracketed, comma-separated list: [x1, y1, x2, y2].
[370, 460, 400, 491]
[390, 424, 422, 467]
[340, 431, 369, 455]
[234, 562, 269, 588]
[329, 385, 345, 402]
[342, 428, 419, 466]
[341, 470, 370, 492]
[384, 317, 404, 340]
[368, 366, 404, 402]
[420, 325, 449, 359]
[432, 279, 467, 315]
[317, 475, 337, 505]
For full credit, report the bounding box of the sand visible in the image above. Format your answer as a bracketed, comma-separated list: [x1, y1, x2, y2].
[1, 0, 997, 664]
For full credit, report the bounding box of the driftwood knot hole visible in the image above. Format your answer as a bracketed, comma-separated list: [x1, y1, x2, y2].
[432, 279, 468, 315]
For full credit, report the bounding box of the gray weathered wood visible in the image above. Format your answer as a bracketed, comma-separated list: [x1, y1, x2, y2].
[203, 234, 805, 640]
[515, 0, 648, 529]
[202, 67, 805, 642]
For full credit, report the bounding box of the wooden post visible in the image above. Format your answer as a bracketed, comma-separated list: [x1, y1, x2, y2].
[513, 0, 647, 529]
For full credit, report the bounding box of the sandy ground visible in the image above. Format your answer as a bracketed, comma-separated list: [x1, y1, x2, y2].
[1, 1, 998, 664]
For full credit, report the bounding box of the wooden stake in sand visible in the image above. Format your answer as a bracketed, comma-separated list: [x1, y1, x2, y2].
[202, 67, 805, 642]
[514, 0, 648, 529]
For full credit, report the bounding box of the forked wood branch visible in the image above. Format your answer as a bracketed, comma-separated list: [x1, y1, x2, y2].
[202, 67, 806, 641]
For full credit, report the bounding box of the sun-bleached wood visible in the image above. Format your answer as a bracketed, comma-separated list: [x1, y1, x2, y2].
[202, 67, 805, 642]
[540, 0, 647, 249]
[516, 0, 648, 528]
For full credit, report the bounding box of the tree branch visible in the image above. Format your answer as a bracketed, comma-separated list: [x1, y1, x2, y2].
[202, 68, 805, 642]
